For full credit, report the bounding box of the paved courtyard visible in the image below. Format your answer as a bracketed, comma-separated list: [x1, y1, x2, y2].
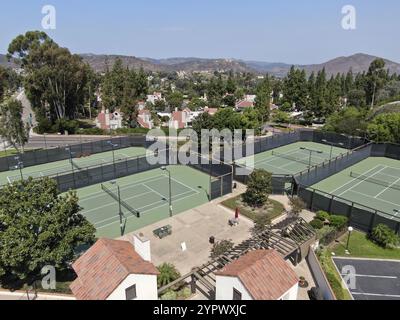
[121, 189, 254, 275]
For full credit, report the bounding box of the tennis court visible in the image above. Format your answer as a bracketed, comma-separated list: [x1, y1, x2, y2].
[312, 157, 400, 218]
[77, 165, 210, 238]
[236, 141, 347, 174]
[0, 146, 146, 185]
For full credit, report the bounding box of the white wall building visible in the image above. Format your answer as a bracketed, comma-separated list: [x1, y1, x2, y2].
[70, 236, 159, 300]
[215, 250, 299, 301]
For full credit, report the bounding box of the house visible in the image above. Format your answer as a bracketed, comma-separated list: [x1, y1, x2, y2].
[235, 100, 254, 110]
[70, 236, 159, 300]
[169, 108, 191, 129]
[95, 109, 123, 130]
[146, 92, 164, 104]
[204, 107, 218, 116]
[137, 109, 154, 129]
[215, 250, 299, 300]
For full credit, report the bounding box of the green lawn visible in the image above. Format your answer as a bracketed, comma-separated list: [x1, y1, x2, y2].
[332, 230, 400, 260]
[221, 195, 285, 222]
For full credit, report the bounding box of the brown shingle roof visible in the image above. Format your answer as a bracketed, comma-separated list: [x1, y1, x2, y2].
[70, 238, 159, 300]
[216, 250, 298, 300]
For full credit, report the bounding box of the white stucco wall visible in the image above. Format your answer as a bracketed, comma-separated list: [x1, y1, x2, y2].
[216, 276, 298, 301]
[107, 274, 158, 300]
[215, 276, 253, 300]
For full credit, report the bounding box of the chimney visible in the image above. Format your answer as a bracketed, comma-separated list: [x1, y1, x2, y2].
[133, 233, 152, 262]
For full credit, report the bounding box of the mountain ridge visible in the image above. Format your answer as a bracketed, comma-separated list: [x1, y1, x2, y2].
[2, 53, 400, 77]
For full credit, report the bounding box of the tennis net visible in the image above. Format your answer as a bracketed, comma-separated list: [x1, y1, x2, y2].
[101, 184, 140, 217]
[350, 172, 400, 191]
[271, 151, 319, 166]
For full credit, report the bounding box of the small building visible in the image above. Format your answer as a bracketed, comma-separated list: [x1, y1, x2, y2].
[146, 92, 164, 104]
[215, 250, 299, 300]
[137, 109, 154, 129]
[235, 100, 254, 110]
[70, 237, 159, 300]
[95, 109, 123, 130]
[203, 107, 218, 116]
[169, 108, 191, 129]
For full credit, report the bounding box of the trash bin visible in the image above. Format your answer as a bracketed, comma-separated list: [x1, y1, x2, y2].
[209, 236, 215, 244]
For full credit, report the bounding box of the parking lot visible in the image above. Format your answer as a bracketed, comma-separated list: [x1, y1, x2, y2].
[333, 257, 400, 300]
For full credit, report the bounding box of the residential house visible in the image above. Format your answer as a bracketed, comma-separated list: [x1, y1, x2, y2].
[95, 109, 123, 130]
[169, 108, 191, 129]
[235, 100, 254, 111]
[137, 109, 154, 129]
[215, 250, 299, 300]
[70, 236, 159, 300]
[146, 92, 164, 104]
[203, 106, 218, 116]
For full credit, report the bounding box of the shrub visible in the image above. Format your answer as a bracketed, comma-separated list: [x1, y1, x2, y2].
[51, 119, 79, 134]
[77, 127, 107, 135]
[160, 290, 177, 300]
[157, 263, 181, 288]
[310, 219, 324, 230]
[329, 215, 348, 231]
[242, 169, 272, 207]
[316, 211, 330, 221]
[370, 224, 400, 248]
[211, 240, 234, 259]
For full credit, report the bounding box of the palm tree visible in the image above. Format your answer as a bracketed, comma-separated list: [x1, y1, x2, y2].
[157, 263, 181, 288]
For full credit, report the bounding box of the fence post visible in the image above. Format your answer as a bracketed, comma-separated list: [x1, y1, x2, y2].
[369, 212, 377, 233]
[396, 222, 400, 235]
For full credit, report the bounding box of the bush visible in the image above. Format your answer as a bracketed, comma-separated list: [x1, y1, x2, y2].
[310, 219, 324, 230]
[160, 290, 177, 300]
[77, 127, 107, 135]
[51, 119, 79, 135]
[370, 224, 400, 248]
[329, 215, 348, 231]
[316, 211, 330, 221]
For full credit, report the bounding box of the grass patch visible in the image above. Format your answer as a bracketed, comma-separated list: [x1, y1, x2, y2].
[221, 195, 285, 222]
[317, 248, 352, 300]
[332, 230, 400, 260]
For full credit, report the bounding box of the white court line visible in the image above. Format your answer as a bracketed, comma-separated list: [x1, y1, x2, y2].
[329, 165, 382, 194]
[351, 292, 400, 298]
[143, 183, 167, 199]
[346, 189, 400, 208]
[80, 175, 167, 202]
[337, 166, 388, 197]
[168, 175, 201, 195]
[95, 189, 199, 229]
[374, 176, 400, 198]
[93, 189, 197, 226]
[83, 190, 155, 214]
[341, 274, 397, 279]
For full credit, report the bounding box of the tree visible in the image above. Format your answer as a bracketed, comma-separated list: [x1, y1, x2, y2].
[367, 113, 400, 143]
[166, 91, 184, 110]
[324, 107, 367, 136]
[365, 59, 388, 108]
[282, 66, 308, 111]
[0, 178, 96, 288]
[289, 197, 306, 217]
[242, 169, 272, 207]
[254, 76, 272, 122]
[226, 72, 237, 94]
[0, 99, 30, 153]
[210, 240, 234, 259]
[7, 31, 89, 124]
[0, 66, 7, 103]
[271, 110, 290, 124]
[157, 263, 181, 288]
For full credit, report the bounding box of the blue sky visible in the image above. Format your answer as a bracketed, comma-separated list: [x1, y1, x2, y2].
[0, 0, 399, 64]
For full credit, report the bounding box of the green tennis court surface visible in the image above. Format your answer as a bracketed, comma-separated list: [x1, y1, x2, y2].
[77, 165, 210, 238]
[0, 146, 146, 185]
[312, 157, 400, 219]
[237, 141, 347, 174]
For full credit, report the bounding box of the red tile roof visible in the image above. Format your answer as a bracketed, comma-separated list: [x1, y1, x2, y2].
[216, 250, 298, 300]
[236, 100, 254, 109]
[70, 238, 159, 300]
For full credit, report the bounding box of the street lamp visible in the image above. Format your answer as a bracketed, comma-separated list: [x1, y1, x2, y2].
[161, 166, 173, 217]
[300, 147, 323, 168]
[107, 141, 119, 178]
[346, 226, 354, 251]
[14, 156, 24, 181]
